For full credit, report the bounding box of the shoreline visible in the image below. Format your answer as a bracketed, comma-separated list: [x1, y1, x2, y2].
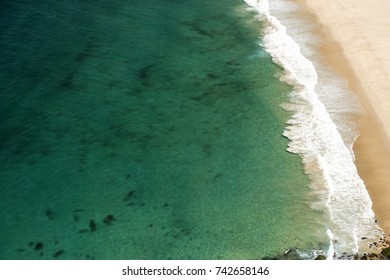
[292, 0, 390, 235]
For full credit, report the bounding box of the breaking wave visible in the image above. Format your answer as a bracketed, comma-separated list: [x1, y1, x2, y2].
[244, 0, 384, 257]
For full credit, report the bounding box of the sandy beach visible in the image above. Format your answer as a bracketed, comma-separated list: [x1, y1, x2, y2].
[291, 0, 390, 235]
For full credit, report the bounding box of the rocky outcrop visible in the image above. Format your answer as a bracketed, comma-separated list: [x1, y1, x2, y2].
[381, 248, 390, 259]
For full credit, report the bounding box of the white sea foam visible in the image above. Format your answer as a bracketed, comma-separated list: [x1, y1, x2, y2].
[244, 0, 384, 256]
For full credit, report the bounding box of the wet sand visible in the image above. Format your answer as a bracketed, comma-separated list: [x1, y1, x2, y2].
[293, 0, 390, 234]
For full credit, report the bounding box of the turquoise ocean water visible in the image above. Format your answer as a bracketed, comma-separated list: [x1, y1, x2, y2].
[0, 0, 329, 259]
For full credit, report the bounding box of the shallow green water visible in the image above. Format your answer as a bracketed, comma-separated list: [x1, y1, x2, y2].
[0, 0, 328, 259]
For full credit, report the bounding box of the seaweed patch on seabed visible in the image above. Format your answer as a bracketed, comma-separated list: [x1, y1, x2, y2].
[201, 143, 213, 157]
[103, 214, 117, 225]
[59, 72, 75, 88]
[181, 20, 215, 39]
[74, 39, 99, 63]
[53, 249, 65, 258]
[137, 65, 154, 87]
[89, 219, 97, 232]
[33, 242, 44, 251]
[45, 209, 55, 220]
[124, 190, 136, 202]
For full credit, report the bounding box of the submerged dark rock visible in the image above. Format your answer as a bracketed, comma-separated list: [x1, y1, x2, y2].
[34, 242, 44, 251]
[53, 250, 65, 258]
[45, 209, 55, 220]
[314, 255, 326, 260]
[103, 214, 116, 225]
[89, 219, 97, 232]
[137, 65, 154, 86]
[124, 190, 135, 202]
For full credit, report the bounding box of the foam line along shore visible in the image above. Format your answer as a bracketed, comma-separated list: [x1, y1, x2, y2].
[243, 0, 385, 257]
[0, 0, 328, 259]
[288, 0, 390, 237]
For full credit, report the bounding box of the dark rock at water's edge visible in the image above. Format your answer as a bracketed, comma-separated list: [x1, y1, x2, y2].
[381, 248, 390, 259]
[262, 236, 390, 260]
[321, 234, 390, 260]
[282, 249, 304, 260]
[261, 248, 318, 260]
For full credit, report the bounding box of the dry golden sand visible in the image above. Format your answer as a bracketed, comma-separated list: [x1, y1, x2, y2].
[291, 0, 390, 235]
